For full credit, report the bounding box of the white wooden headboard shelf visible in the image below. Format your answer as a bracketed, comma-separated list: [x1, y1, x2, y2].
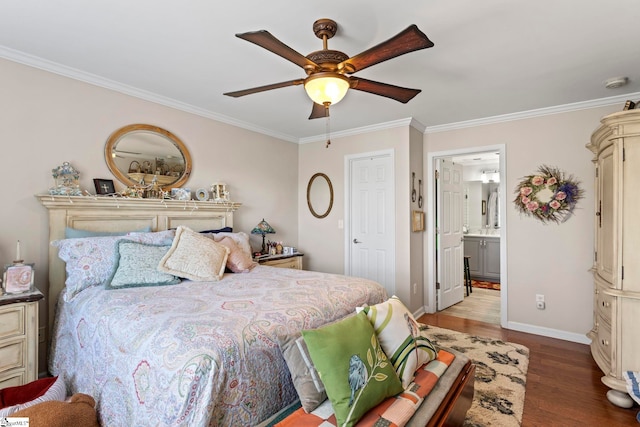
[36, 194, 241, 338]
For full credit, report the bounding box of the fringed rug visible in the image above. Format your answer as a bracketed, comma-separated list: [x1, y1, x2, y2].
[471, 279, 501, 290]
[422, 325, 529, 427]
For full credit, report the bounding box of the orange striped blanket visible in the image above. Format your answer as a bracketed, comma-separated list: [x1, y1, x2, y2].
[275, 349, 455, 427]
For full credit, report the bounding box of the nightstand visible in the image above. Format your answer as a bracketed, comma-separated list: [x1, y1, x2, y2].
[256, 253, 304, 270]
[0, 289, 44, 388]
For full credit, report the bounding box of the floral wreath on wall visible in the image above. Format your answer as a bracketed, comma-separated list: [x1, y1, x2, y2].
[513, 165, 584, 224]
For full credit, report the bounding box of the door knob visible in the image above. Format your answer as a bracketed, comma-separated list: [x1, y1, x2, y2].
[353, 238, 362, 244]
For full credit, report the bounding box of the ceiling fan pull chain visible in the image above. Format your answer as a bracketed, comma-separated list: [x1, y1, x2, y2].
[325, 104, 331, 148]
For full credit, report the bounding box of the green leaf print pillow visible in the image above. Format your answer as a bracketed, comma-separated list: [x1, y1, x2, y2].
[302, 312, 403, 427]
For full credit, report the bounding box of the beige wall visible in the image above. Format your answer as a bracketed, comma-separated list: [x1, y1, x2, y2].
[1, 58, 299, 371]
[425, 105, 620, 339]
[298, 125, 424, 310]
[3, 52, 624, 374]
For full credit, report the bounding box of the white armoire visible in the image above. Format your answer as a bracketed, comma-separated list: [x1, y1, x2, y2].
[586, 109, 640, 407]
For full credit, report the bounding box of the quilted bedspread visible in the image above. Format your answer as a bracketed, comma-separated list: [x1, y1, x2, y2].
[49, 265, 387, 426]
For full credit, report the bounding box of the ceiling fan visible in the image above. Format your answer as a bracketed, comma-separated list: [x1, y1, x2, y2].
[224, 19, 434, 119]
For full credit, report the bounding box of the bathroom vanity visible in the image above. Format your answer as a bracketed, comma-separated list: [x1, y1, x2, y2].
[463, 235, 500, 282]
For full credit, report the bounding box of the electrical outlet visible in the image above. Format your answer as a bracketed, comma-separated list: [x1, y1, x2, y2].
[536, 301, 546, 310]
[535, 294, 545, 302]
[38, 327, 45, 344]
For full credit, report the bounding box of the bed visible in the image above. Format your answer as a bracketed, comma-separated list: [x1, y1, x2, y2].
[37, 195, 474, 426]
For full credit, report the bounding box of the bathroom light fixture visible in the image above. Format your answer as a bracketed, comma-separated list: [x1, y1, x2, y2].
[482, 169, 500, 183]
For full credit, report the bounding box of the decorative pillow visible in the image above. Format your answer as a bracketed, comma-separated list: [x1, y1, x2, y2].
[216, 236, 257, 273]
[0, 376, 67, 417]
[52, 230, 177, 300]
[357, 295, 438, 388]
[209, 232, 253, 258]
[158, 226, 229, 281]
[302, 312, 403, 427]
[106, 241, 180, 289]
[65, 226, 151, 239]
[278, 333, 326, 413]
[126, 229, 176, 245]
[199, 227, 233, 234]
[52, 235, 131, 300]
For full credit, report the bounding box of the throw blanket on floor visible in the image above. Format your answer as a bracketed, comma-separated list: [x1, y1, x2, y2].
[275, 350, 455, 427]
[623, 371, 640, 423]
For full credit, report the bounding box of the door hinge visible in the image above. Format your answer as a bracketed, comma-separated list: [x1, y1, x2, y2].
[594, 250, 597, 262]
[435, 170, 440, 180]
[436, 282, 441, 290]
[595, 166, 598, 178]
[623, 147, 626, 161]
[622, 265, 624, 280]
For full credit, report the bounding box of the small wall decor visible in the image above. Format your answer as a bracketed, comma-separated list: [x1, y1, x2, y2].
[514, 165, 584, 224]
[171, 188, 191, 200]
[412, 210, 425, 232]
[93, 179, 116, 195]
[49, 161, 82, 196]
[195, 188, 210, 201]
[3, 263, 35, 294]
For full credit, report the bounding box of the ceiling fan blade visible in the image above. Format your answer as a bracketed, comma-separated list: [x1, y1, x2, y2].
[351, 78, 421, 103]
[339, 25, 433, 73]
[236, 30, 318, 70]
[224, 79, 305, 98]
[308, 102, 330, 120]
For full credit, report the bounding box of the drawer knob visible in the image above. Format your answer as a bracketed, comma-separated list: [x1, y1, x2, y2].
[602, 301, 610, 308]
[601, 339, 609, 346]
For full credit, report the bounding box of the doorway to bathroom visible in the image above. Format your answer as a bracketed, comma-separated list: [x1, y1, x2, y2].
[426, 145, 507, 327]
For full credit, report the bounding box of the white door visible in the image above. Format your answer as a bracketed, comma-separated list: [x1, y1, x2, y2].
[436, 159, 464, 310]
[346, 152, 395, 297]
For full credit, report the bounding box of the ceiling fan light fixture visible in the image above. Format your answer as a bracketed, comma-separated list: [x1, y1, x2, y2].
[304, 73, 350, 105]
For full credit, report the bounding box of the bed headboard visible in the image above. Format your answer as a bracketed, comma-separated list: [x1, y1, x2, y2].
[37, 194, 241, 338]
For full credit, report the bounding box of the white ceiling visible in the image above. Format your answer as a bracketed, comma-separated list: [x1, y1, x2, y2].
[2, 0, 639, 142]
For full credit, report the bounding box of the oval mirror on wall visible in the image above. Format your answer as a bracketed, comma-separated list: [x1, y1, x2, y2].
[307, 173, 334, 218]
[104, 124, 192, 190]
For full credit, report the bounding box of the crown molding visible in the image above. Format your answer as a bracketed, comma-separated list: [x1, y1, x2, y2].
[425, 92, 640, 134]
[3, 45, 638, 143]
[0, 46, 299, 143]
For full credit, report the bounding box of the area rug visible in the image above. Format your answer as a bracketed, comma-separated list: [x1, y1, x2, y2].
[422, 325, 529, 427]
[471, 279, 501, 291]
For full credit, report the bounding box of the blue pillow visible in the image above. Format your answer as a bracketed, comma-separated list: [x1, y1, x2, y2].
[65, 226, 152, 239]
[106, 241, 180, 289]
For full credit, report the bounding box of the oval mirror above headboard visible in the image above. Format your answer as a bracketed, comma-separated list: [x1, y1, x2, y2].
[105, 124, 192, 189]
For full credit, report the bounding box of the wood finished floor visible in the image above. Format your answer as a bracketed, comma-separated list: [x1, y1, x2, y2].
[417, 313, 639, 426]
[439, 288, 501, 324]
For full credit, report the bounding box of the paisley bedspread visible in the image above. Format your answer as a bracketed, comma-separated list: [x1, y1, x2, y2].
[49, 265, 387, 426]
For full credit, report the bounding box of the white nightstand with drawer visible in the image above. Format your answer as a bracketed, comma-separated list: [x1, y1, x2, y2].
[255, 253, 304, 270]
[0, 289, 44, 389]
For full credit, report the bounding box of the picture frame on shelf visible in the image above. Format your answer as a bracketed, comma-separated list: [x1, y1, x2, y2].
[3, 263, 35, 294]
[93, 178, 116, 195]
[171, 188, 191, 200]
[412, 210, 425, 232]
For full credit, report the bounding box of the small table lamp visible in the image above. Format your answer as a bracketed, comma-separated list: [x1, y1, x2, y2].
[251, 219, 275, 254]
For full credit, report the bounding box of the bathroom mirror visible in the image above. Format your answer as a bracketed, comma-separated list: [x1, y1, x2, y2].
[104, 124, 192, 190]
[307, 173, 334, 218]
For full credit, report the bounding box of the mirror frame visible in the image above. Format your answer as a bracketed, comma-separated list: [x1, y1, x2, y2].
[307, 173, 334, 219]
[104, 124, 192, 190]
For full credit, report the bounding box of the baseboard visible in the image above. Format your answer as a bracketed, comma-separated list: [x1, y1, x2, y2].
[506, 321, 591, 344]
[413, 306, 426, 320]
